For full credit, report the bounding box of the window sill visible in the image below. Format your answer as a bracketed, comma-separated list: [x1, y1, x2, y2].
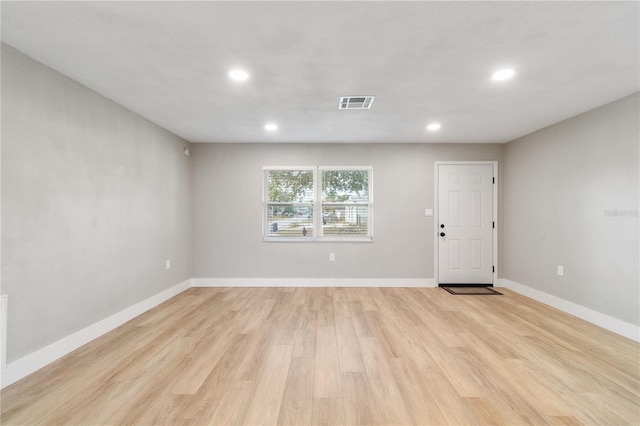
[262, 237, 373, 243]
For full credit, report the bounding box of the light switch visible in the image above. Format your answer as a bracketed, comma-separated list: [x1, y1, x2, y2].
[425, 209, 433, 217]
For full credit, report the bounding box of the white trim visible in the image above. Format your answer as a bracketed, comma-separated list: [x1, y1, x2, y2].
[263, 166, 373, 241]
[0, 279, 191, 389]
[434, 161, 498, 285]
[263, 165, 317, 171]
[314, 166, 321, 235]
[263, 166, 317, 239]
[1, 295, 7, 370]
[318, 165, 373, 172]
[6, 276, 636, 390]
[263, 237, 373, 243]
[318, 167, 373, 241]
[497, 278, 640, 342]
[192, 277, 435, 288]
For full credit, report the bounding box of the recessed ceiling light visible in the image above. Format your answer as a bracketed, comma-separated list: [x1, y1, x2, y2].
[491, 68, 515, 81]
[427, 123, 441, 132]
[265, 123, 278, 132]
[228, 69, 249, 82]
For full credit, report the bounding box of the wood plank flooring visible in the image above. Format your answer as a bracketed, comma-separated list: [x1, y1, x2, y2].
[2, 287, 639, 425]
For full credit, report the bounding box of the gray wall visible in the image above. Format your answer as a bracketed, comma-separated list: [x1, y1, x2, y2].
[192, 143, 503, 279]
[503, 93, 639, 326]
[1, 45, 193, 363]
[3, 40, 636, 366]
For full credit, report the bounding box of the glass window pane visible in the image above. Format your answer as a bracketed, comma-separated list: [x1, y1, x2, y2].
[322, 170, 368, 203]
[267, 170, 314, 203]
[264, 167, 371, 240]
[267, 204, 314, 237]
[322, 204, 368, 236]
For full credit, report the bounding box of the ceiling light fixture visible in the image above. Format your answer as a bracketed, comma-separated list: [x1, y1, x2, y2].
[265, 123, 278, 132]
[427, 123, 441, 132]
[228, 68, 249, 82]
[491, 68, 515, 81]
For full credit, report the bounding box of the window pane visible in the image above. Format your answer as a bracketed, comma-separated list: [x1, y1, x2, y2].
[267, 170, 314, 203]
[264, 167, 371, 240]
[322, 170, 368, 203]
[267, 204, 314, 237]
[322, 204, 368, 236]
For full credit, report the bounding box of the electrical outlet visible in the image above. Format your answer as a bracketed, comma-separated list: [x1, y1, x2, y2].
[557, 265, 563, 276]
[166, 259, 171, 270]
[329, 253, 335, 262]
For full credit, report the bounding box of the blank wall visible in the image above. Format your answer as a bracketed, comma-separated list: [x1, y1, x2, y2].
[503, 93, 639, 326]
[191, 143, 504, 280]
[1, 44, 193, 363]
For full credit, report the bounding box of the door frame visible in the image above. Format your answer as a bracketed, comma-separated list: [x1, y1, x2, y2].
[434, 161, 498, 286]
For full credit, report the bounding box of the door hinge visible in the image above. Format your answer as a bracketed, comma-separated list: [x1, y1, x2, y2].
[492, 221, 495, 228]
[493, 266, 495, 273]
[493, 177, 495, 184]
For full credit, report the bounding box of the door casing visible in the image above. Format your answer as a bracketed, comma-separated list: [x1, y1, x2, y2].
[434, 161, 498, 286]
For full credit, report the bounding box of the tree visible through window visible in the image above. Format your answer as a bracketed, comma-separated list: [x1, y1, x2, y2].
[321, 169, 369, 237]
[265, 169, 315, 237]
[264, 167, 372, 240]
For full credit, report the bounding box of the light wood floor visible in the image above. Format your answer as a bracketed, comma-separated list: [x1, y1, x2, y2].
[2, 287, 639, 425]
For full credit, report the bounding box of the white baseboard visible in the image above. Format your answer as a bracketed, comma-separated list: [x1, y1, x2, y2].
[1, 277, 432, 389]
[497, 278, 639, 342]
[1, 295, 7, 370]
[0, 279, 191, 389]
[8, 276, 634, 389]
[192, 277, 436, 288]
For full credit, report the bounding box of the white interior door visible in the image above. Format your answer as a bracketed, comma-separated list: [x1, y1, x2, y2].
[438, 164, 494, 285]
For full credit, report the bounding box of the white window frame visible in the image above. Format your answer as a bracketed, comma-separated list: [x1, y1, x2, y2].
[263, 166, 373, 242]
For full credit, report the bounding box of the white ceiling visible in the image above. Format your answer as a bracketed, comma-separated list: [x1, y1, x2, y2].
[2, 1, 638, 144]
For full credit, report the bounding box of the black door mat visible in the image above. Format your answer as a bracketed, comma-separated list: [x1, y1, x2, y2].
[442, 286, 502, 295]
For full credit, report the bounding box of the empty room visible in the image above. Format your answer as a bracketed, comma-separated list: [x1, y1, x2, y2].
[1, 1, 638, 425]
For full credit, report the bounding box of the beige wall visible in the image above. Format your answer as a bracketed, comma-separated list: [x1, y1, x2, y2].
[191, 143, 504, 280]
[503, 93, 639, 326]
[1, 45, 193, 362]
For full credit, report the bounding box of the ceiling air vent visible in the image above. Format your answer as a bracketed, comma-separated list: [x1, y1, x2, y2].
[338, 96, 375, 110]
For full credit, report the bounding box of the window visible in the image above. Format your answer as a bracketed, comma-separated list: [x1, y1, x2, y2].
[265, 168, 316, 238]
[263, 166, 372, 241]
[321, 168, 370, 238]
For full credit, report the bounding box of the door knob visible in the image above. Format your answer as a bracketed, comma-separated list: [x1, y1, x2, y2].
[440, 232, 446, 237]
